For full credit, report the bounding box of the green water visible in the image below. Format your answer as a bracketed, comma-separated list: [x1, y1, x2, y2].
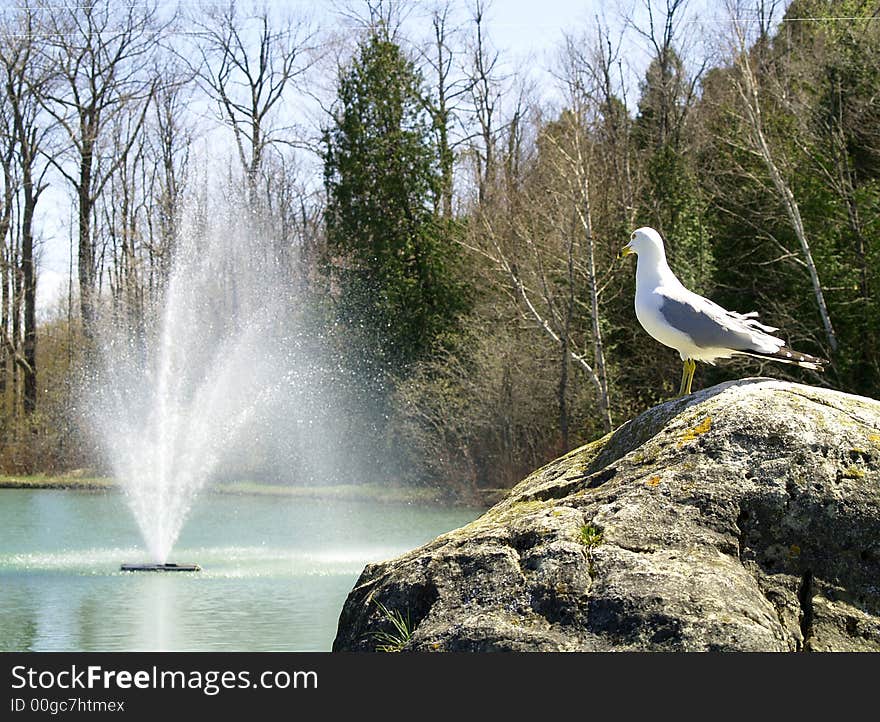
[0, 489, 479, 651]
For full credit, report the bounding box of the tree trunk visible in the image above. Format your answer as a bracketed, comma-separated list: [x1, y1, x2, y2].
[437, 108, 453, 218]
[0, 240, 8, 402]
[560, 113, 614, 435]
[78, 139, 96, 346]
[11, 226, 21, 416]
[0, 163, 12, 401]
[559, 208, 577, 451]
[430, 8, 454, 219]
[580, 175, 613, 433]
[21, 171, 36, 413]
[558, 337, 570, 450]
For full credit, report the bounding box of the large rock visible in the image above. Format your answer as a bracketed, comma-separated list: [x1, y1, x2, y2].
[333, 379, 880, 651]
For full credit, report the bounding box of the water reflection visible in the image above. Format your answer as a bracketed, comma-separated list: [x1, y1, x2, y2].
[0, 585, 37, 651]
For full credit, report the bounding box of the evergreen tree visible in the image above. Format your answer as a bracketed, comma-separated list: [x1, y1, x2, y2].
[804, 0, 880, 392]
[635, 51, 713, 295]
[322, 26, 464, 377]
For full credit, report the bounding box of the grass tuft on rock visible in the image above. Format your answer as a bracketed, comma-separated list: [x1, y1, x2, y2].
[579, 524, 604, 548]
[371, 600, 413, 653]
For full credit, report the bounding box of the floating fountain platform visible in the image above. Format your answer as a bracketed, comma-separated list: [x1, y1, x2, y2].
[120, 563, 201, 572]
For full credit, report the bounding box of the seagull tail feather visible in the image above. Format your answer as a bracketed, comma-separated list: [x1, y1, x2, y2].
[740, 347, 827, 372]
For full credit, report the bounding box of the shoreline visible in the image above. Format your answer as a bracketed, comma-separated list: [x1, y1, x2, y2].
[0, 475, 495, 507]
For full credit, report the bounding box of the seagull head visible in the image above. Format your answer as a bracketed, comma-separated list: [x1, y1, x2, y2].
[620, 227, 665, 259]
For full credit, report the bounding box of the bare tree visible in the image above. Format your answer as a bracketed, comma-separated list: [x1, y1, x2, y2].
[0, 5, 56, 413]
[415, 2, 474, 218]
[193, 3, 315, 203]
[629, 0, 706, 150]
[91, 59, 193, 345]
[0, 4, 61, 416]
[466, 0, 500, 204]
[581, 18, 639, 230]
[262, 151, 323, 292]
[545, 37, 620, 434]
[101, 106, 150, 331]
[39, 0, 160, 346]
[464, 108, 616, 442]
[146, 73, 192, 297]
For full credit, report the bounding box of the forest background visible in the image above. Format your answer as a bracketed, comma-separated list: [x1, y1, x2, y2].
[1, 0, 877, 498]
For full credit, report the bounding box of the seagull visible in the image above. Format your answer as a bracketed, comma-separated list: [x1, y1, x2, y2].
[620, 227, 826, 396]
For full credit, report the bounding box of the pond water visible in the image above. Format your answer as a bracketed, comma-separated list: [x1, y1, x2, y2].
[0, 489, 480, 651]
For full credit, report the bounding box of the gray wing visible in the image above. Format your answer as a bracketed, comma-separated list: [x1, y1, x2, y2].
[659, 295, 776, 351]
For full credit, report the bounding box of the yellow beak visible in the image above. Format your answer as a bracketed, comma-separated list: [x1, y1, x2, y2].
[619, 245, 634, 259]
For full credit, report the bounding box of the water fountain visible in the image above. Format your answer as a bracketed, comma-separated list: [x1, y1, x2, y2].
[87, 192, 299, 570]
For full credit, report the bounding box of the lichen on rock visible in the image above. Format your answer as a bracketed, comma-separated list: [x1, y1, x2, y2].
[333, 379, 880, 652]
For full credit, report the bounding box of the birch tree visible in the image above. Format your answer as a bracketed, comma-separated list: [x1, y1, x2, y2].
[725, 0, 838, 352]
[464, 111, 616, 440]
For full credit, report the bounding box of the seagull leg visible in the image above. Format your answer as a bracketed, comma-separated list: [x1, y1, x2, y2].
[685, 359, 696, 395]
[679, 359, 696, 397]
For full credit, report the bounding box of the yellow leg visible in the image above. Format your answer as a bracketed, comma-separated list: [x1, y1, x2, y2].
[679, 359, 696, 397]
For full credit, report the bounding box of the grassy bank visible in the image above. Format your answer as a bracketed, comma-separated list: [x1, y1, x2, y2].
[0, 473, 114, 490]
[0, 474, 489, 506]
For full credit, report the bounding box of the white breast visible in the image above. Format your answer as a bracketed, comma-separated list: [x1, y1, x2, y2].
[635, 286, 682, 348]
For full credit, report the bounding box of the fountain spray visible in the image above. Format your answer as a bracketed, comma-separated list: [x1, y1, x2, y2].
[88, 190, 294, 570]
